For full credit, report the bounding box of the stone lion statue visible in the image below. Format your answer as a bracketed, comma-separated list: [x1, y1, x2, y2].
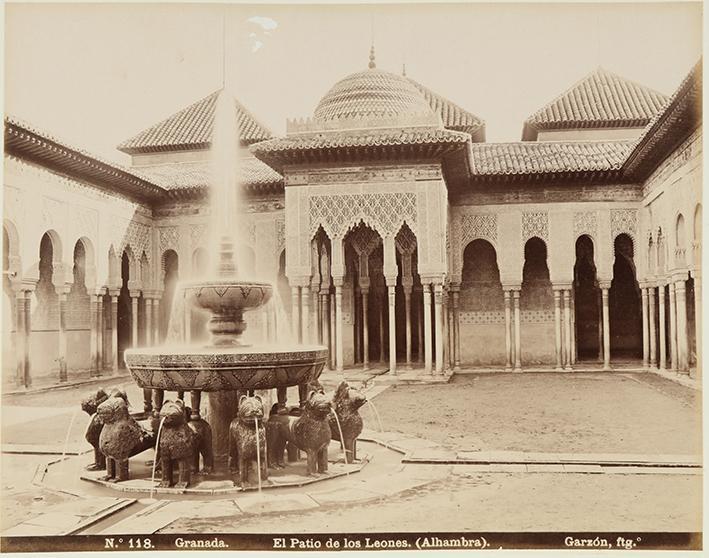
[328, 381, 367, 462]
[229, 395, 268, 487]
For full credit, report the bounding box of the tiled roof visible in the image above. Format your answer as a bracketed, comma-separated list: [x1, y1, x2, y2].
[407, 77, 485, 141]
[118, 90, 272, 154]
[253, 127, 470, 153]
[136, 157, 282, 192]
[523, 68, 669, 140]
[469, 140, 634, 176]
[313, 68, 434, 122]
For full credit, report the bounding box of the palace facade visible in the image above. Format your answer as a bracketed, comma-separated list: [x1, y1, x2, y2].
[2, 53, 702, 387]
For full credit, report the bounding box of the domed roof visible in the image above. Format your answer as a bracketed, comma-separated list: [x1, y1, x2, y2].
[314, 53, 434, 122]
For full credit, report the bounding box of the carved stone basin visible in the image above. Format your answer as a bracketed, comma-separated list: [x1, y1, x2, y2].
[124, 345, 328, 392]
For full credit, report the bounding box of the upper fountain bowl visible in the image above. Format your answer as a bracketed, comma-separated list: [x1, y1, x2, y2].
[183, 280, 273, 314]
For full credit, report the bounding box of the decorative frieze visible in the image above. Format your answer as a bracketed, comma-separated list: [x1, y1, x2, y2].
[159, 226, 180, 255]
[521, 211, 549, 242]
[458, 311, 505, 325]
[573, 211, 598, 239]
[309, 192, 417, 239]
[610, 208, 638, 241]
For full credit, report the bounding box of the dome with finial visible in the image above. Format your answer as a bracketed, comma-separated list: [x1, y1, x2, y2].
[313, 47, 435, 123]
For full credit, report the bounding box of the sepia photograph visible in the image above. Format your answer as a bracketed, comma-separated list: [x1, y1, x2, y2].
[0, 0, 703, 553]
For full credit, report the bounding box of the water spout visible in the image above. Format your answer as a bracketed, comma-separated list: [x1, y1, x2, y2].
[367, 400, 384, 433]
[148, 416, 166, 501]
[254, 416, 262, 492]
[61, 408, 79, 462]
[331, 411, 348, 465]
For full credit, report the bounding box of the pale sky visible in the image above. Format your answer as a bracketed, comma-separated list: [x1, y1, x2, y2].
[4, 2, 702, 165]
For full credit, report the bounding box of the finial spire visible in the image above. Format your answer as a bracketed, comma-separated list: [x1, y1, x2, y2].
[368, 44, 376, 69]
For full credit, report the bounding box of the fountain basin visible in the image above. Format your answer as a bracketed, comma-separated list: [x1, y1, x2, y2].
[182, 280, 272, 314]
[124, 345, 328, 392]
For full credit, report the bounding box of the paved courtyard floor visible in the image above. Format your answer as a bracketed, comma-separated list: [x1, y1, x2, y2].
[0, 370, 702, 535]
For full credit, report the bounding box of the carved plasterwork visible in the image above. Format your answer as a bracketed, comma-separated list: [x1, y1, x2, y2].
[190, 223, 207, 249]
[573, 211, 598, 240]
[309, 192, 417, 240]
[521, 211, 548, 242]
[123, 221, 151, 260]
[159, 226, 179, 255]
[395, 224, 417, 256]
[610, 209, 638, 241]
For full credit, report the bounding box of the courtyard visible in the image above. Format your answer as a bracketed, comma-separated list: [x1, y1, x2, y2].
[1, 370, 701, 535]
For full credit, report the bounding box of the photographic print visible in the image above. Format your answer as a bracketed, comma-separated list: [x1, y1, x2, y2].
[0, 1, 702, 553]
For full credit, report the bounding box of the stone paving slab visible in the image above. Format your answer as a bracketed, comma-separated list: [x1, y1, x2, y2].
[235, 492, 318, 514]
[100, 501, 179, 535]
[2, 444, 87, 455]
[308, 486, 382, 505]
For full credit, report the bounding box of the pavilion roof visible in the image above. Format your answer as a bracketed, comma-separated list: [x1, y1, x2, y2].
[407, 77, 485, 141]
[522, 68, 669, 140]
[117, 89, 272, 155]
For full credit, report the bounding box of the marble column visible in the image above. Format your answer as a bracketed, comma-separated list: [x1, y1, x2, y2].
[23, 289, 33, 387]
[152, 297, 161, 346]
[89, 295, 98, 376]
[58, 288, 68, 382]
[110, 291, 119, 372]
[504, 290, 513, 371]
[291, 287, 301, 343]
[417, 290, 424, 363]
[145, 298, 153, 347]
[361, 287, 370, 371]
[434, 283, 444, 374]
[320, 290, 330, 369]
[443, 291, 450, 369]
[570, 293, 577, 365]
[404, 286, 412, 369]
[597, 290, 604, 363]
[563, 289, 572, 371]
[452, 287, 461, 370]
[423, 284, 433, 374]
[553, 289, 563, 371]
[330, 291, 337, 369]
[387, 282, 397, 374]
[658, 283, 667, 371]
[334, 279, 344, 373]
[15, 290, 27, 387]
[311, 283, 321, 344]
[601, 285, 611, 371]
[669, 282, 678, 370]
[676, 279, 689, 372]
[641, 287, 649, 368]
[97, 293, 104, 374]
[693, 274, 702, 378]
[513, 290, 522, 371]
[648, 286, 657, 368]
[130, 292, 140, 348]
[301, 286, 310, 344]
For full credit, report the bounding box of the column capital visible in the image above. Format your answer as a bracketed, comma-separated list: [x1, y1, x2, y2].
[358, 276, 371, 290]
[385, 277, 398, 287]
[332, 275, 345, 288]
[18, 280, 37, 293]
[129, 290, 142, 299]
[56, 285, 71, 296]
[552, 284, 572, 292]
[92, 286, 107, 297]
[502, 283, 521, 292]
[598, 281, 611, 290]
[512, 290, 521, 300]
[108, 289, 121, 298]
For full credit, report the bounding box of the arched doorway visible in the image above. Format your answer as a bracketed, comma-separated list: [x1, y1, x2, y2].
[35, 232, 61, 375]
[609, 234, 642, 359]
[160, 250, 179, 342]
[520, 237, 554, 364]
[459, 239, 504, 365]
[573, 235, 600, 360]
[67, 240, 92, 370]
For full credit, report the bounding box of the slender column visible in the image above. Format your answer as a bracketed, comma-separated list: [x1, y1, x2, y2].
[423, 284, 433, 373]
[434, 283, 444, 374]
[570, 292, 577, 365]
[110, 291, 119, 372]
[404, 287, 412, 369]
[694, 275, 702, 379]
[504, 290, 513, 371]
[97, 294, 104, 373]
[563, 290, 572, 370]
[387, 282, 397, 374]
[130, 292, 139, 348]
[153, 297, 161, 345]
[379, 292, 385, 362]
[641, 287, 649, 368]
[330, 291, 336, 369]
[513, 290, 522, 371]
[443, 291, 450, 369]
[58, 288, 68, 382]
[416, 289, 426, 362]
[320, 290, 330, 369]
[23, 289, 33, 387]
[452, 287, 461, 370]
[658, 283, 667, 371]
[301, 286, 310, 344]
[676, 279, 689, 372]
[648, 286, 657, 368]
[553, 290, 563, 371]
[15, 290, 26, 387]
[361, 288, 370, 370]
[601, 285, 611, 371]
[669, 282, 678, 370]
[311, 283, 321, 344]
[597, 290, 604, 363]
[334, 279, 344, 373]
[89, 296, 98, 376]
[291, 287, 301, 343]
[145, 298, 153, 346]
